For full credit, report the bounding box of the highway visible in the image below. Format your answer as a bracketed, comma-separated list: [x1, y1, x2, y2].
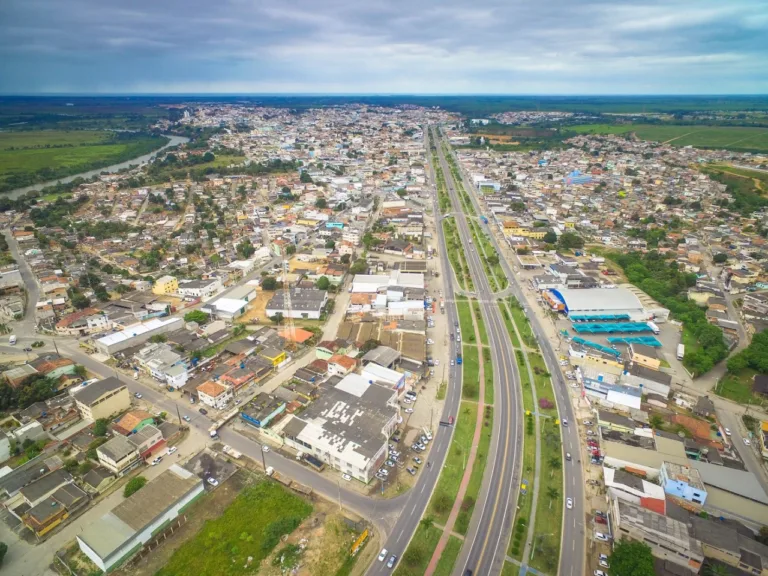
[431, 128, 523, 576]
[364, 129, 466, 576]
[443, 136, 587, 576]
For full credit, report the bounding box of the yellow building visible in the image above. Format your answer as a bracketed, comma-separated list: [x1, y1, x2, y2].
[259, 347, 287, 367]
[72, 377, 130, 421]
[630, 343, 662, 371]
[152, 275, 178, 295]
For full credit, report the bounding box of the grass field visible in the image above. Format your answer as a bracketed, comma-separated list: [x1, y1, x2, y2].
[569, 124, 768, 152]
[716, 368, 768, 408]
[462, 345, 481, 400]
[456, 297, 474, 341]
[156, 480, 312, 576]
[529, 418, 563, 573]
[472, 300, 489, 346]
[502, 561, 520, 576]
[433, 535, 463, 576]
[0, 129, 168, 192]
[428, 401, 478, 524]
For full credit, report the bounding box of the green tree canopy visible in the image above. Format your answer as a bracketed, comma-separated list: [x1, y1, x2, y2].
[124, 476, 148, 498]
[610, 539, 655, 576]
[543, 231, 558, 244]
[558, 232, 584, 251]
[184, 310, 210, 324]
[315, 276, 331, 290]
[261, 276, 278, 291]
[93, 419, 108, 437]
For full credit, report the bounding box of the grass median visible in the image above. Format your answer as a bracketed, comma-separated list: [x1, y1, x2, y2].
[462, 345, 481, 401]
[428, 401, 478, 524]
[433, 535, 463, 576]
[455, 405, 493, 534]
[393, 523, 443, 576]
[472, 300, 489, 346]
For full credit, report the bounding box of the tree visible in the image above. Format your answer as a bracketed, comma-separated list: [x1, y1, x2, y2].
[360, 339, 381, 353]
[316, 276, 330, 290]
[712, 253, 727, 264]
[202, 151, 215, 162]
[93, 419, 108, 437]
[74, 365, 87, 378]
[558, 232, 584, 251]
[650, 414, 665, 429]
[149, 334, 167, 344]
[546, 486, 559, 509]
[0, 542, 7, 566]
[548, 456, 561, 478]
[314, 198, 327, 209]
[340, 254, 351, 265]
[300, 171, 313, 184]
[757, 525, 768, 546]
[124, 476, 148, 498]
[610, 539, 655, 576]
[184, 310, 210, 324]
[703, 563, 731, 576]
[270, 313, 284, 325]
[543, 231, 558, 244]
[237, 238, 255, 259]
[286, 244, 297, 256]
[261, 276, 278, 291]
[349, 258, 368, 275]
[324, 239, 336, 250]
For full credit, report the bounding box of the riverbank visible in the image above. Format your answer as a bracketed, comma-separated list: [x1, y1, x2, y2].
[2, 134, 189, 199]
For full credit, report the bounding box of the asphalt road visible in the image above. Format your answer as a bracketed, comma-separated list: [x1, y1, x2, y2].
[443, 135, 586, 576]
[431, 128, 523, 576]
[3, 230, 40, 334]
[364, 130, 466, 576]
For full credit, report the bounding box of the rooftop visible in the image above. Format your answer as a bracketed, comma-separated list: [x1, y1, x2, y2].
[72, 376, 125, 406]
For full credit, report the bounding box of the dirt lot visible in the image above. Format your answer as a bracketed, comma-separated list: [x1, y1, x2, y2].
[239, 289, 277, 323]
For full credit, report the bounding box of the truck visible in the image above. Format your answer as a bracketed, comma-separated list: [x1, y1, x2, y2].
[647, 321, 660, 335]
[676, 343, 685, 361]
[440, 299, 445, 314]
[222, 445, 241, 459]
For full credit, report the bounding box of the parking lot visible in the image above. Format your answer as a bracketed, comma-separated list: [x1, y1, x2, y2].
[183, 449, 238, 490]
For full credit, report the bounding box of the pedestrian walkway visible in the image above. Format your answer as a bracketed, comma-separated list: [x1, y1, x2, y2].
[424, 298, 487, 576]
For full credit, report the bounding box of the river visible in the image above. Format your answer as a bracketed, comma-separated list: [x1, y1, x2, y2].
[5, 134, 190, 199]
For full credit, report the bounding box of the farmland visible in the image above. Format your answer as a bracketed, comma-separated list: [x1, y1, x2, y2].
[0, 129, 169, 192]
[568, 123, 768, 152]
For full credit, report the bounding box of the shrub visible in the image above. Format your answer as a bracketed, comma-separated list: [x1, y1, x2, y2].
[124, 476, 147, 498]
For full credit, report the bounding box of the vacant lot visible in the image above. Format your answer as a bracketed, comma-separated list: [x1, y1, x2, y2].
[717, 369, 768, 408]
[155, 479, 312, 576]
[569, 124, 768, 152]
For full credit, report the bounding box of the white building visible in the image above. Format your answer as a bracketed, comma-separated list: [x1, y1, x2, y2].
[361, 363, 406, 389]
[177, 278, 222, 299]
[196, 381, 233, 410]
[351, 271, 425, 294]
[94, 317, 184, 355]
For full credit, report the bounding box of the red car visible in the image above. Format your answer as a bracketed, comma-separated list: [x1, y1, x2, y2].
[448, 416, 454, 425]
[595, 515, 607, 524]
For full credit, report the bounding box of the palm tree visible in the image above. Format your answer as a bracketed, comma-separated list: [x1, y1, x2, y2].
[547, 486, 559, 509]
[703, 562, 730, 576]
[549, 457, 561, 478]
[420, 515, 435, 531]
[650, 414, 664, 429]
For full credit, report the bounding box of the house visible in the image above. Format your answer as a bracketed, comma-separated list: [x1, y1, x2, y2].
[693, 396, 715, 418]
[152, 275, 178, 295]
[72, 377, 130, 421]
[114, 410, 155, 435]
[196, 381, 233, 410]
[265, 288, 328, 320]
[258, 347, 286, 368]
[328, 354, 357, 377]
[629, 343, 661, 370]
[56, 308, 111, 336]
[96, 435, 141, 476]
[660, 461, 707, 509]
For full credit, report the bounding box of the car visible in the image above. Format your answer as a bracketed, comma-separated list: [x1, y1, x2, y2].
[595, 511, 607, 518]
[599, 553, 608, 561]
[167, 446, 178, 455]
[583, 420, 593, 426]
[403, 398, 412, 404]
[405, 408, 414, 414]
[559, 360, 568, 366]
[378, 549, 388, 562]
[189, 397, 195, 404]
[420, 436, 429, 444]
[594, 571, 607, 576]
[413, 457, 422, 464]
[448, 416, 454, 425]
[433, 359, 439, 366]
[262, 445, 270, 453]
[406, 390, 417, 397]
[456, 335, 461, 342]
[390, 452, 400, 458]
[599, 559, 610, 568]
[342, 473, 352, 481]
[562, 418, 568, 426]
[595, 515, 607, 524]
[151, 456, 162, 465]
[744, 438, 751, 446]
[595, 532, 610, 541]
[416, 443, 426, 450]
[406, 467, 416, 476]
[183, 415, 191, 422]
[134, 392, 143, 399]
[426, 339, 434, 345]
[23, 347, 32, 352]
[450, 333, 455, 341]
[387, 555, 397, 569]
[378, 469, 389, 476]
[566, 498, 573, 510]
[724, 428, 732, 436]
[199, 408, 208, 415]
[450, 360, 455, 366]
[207, 477, 219, 487]
[566, 452, 571, 461]
[586, 430, 594, 436]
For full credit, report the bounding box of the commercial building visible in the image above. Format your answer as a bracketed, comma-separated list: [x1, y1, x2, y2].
[661, 461, 707, 508]
[361, 363, 406, 389]
[550, 287, 646, 320]
[265, 288, 328, 320]
[77, 465, 204, 572]
[72, 377, 130, 421]
[611, 496, 704, 572]
[94, 317, 184, 355]
[350, 271, 425, 294]
[152, 275, 178, 296]
[281, 374, 398, 483]
[201, 284, 256, 321]
[196, 381, 233, 410]
[177, 278, 222, 299]
[96, 435, 141, 475]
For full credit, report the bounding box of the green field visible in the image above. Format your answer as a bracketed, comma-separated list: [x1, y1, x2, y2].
[569, 124, 768, 152]
[455, 406, 493, 534]
[461, 345, 481, 400]
[0, 129, 169, 192]
[393, 523, 443, 576]
[156, 480, 312, 576]
[433, 535, 463, 576]
[716, 368, 768, 408]
[472, 300, 489, 346]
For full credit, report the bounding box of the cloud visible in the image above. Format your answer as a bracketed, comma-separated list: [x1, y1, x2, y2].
[0, 0, 766, 93]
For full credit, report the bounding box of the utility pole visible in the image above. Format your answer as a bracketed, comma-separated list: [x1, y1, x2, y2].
[260, 447, 267, 471]
[337, 480, 343, 511]
[175, 403, 183, 427]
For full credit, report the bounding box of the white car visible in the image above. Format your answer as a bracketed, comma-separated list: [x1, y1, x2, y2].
[599, 558, 610, 568]
[207, 477, 219, 487]
[167, 446, 178, 455]
[342, 474, 352, 481]
[724, 428, 732, 436]
[378, 549, 388, 562]
[433, 359, 439, 366]
[262, 445, 270, 453]
[403, 398, 412, 404]
[595, 532, 610, 542]
[744, 438, 751, 446]
[566, 498, 573, 510]
[594, 571, 606, 576]
[450, 360, 455, 366]
[426, 339, 435, 345]
[405, 408, 414, 414]
[134, 392, 143, 399]
[425, 431, 433, 440]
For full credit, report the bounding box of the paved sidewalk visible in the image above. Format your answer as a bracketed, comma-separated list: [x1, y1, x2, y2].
[424, 299, 487, 576]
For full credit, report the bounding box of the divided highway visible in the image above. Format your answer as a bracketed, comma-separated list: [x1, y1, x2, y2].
[444, 136, 587, 576]
[431, 128, 523, 576]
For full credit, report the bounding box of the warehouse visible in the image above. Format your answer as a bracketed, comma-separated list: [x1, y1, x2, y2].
[94, 317, 184, 355]
[550, 287, 647, 320]
[77, 465, 203, 572]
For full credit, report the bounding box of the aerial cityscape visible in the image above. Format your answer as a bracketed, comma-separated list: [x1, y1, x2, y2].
[1, 2, 768, 576]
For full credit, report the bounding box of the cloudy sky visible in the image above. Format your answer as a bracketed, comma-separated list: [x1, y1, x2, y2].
[1, 0, 767, 94]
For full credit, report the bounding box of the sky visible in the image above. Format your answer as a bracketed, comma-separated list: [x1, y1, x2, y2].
[1, 0, 767, 94]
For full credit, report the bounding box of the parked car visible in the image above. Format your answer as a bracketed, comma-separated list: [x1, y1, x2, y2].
[583, 420, 593, 426]
[413, 457, 423, 465]
[744, 438, 751, 446]
[342, 474, 352, 481]
[199, 407, 208, 415]
[134, 392, 143, 399]
[595, 515, 607, 524]
[151, 456, 162, 465]
[599, 558, 609, 568]
[724, 428, 732, 436]
[595, 511, 607, 518]
[594, 571, 606, 576]
[425, 431, 433, 440]
[207, 477, 219, 487]
[183, 415, 191, 422]
[262, 445, 270, 453]
[595, 532, 610, 542]
[406, 467, 416, 476]
[167, 446, 178, 455]
[405, 408, 414, 414]
[378, 549, 388, 562]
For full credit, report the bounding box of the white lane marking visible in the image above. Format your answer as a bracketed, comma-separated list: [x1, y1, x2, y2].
[420, 484, 427, 495]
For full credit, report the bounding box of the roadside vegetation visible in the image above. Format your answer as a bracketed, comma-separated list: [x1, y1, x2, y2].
[717, 330, 768, 407]
[443, 218, 474, 291]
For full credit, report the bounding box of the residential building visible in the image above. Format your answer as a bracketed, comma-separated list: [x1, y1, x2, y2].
[660, 461, 708, 508]
[72, 377, 130, 421]
[96, 435, 141, 475]
[152, 275, 178, 295]
[177, 278, 222, 299]
[196, 381, 233, 410]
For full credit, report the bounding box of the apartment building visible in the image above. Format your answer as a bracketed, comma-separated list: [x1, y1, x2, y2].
[72, 377, 130, 421]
